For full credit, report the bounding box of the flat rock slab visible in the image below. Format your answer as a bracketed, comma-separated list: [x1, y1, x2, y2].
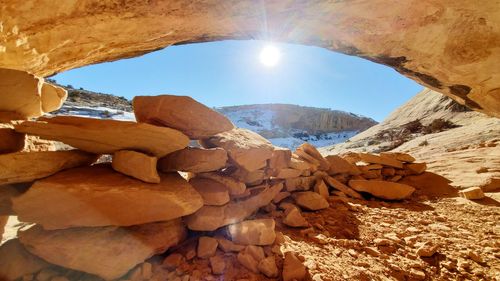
[325, 155, 361, 175]
[190, 178, 230, 206]
[158, 147, 228, 173]
[0, 239, 52, 281]
[133, 95, 234, 139]
[348, 180, 415, 200]
[19, 220, 186, 280]
[293, 191, 329, 211]
[186, 183, 283, 231]
[13, 165, 203, 229]
[229, 219, 276, 246]
[0, 150, 97, 185]
[357, 153, 404, 169]
[14, 116, 189, 157]
[201, 128, 274, 172]
[112, 150, 160, 183]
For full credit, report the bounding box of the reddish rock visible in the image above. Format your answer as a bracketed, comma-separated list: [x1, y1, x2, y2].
[158, 147, 228, 173]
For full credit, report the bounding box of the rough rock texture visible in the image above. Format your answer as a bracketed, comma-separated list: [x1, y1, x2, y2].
[1, 2, 499, 116]
[133, 95, 234, 139]
[0, 150, 97, 185]
[0, 68, 67, 118]
[0, 125, 25, 154]
[0, 239, 51, 281]
[15, 116, 189, 157]
[13, 165, 203, 229]
[348, 180, 416, 200]
[189, 178, 230, 206]
[18, 220, 186, 280]
[228, 219, 276, 246]
[112, 150, 160, 183]
[201, 128, 274, 171]
[158, 147, 228, 173]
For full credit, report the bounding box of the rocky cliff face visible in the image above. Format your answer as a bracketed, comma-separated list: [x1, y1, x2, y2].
[1, 1, 499, 117]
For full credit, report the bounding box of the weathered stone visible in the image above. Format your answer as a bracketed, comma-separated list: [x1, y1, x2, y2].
[258, 256, 279, 278]
[0, 184, 25, 215]
[295, 143, 330, 171]
[13, 165, 203, 229]
[324, 176, 363, 199]
[0, 150, 97, 185]
[268, 146, 292, 173]
[283, 252, 307, 281]
[325, 155, 361, 175]
[274, 168, 303, 179]
[196, 172, 246, 195]
[380, 152, 416, 163]
[357, 153, 404, 168]
[289, 157, 318, 172]
[190, 178, 230, 206]
[459, 187, 485, 200]
[228, 219, 276, 246]
[293, 192, 329, 211]
[201, 128, 273, 172]
[0, 69, 66, 118]
[133, 95, 234, 139]
[272, 191, 291, 204]
[209, 255, 225, 275]
[112, 150, 160, 183]
[348, 180, 415, 200]
[416, 242, 438, 257]
[158, 147, 228, 173]
[237, 251, 259, 273]
[285, 176, 316, 192]
[381, 167, 396, 176]
[0, 111, 26, 123]
[404, 163, 427, 175]
[0, 239, 51, 281]
[186, 183, 282, 231]
[19, 220, 186, 280]
[313, 179, 329, 199]
[229, 167, 267, 186]
[283, 207, 309, 228]
[162, 253, 185, 270]
[14, 116, 189, 157]
[244, 245, 265, 262]
[217, 237, 245, 252]
[0, 125, 25, 154]
[197, 236, 218, 258]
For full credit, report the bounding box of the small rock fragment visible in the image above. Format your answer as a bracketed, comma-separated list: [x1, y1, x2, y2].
[283, 252, 307, 281]
[258, 256, 279, 278]
[197, 236, 218, 258]
[459, 187, 485, 200]
[293, 191, 329, 211]
[209, 255, 226, 275]
[283, 207, 309, 228]
[416, 242, 438, 257]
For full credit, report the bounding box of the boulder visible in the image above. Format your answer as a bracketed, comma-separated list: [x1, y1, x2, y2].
[459, 187, 485, 200]
[14, 116, 189, 157]
[0, 69, 66, 118]
[19, 220, 186, 280]
[325, 155, 361, 175]
[197, 236, 218, 258]
[133, 95, 234, 139]
[195, 172, 246, 195]
[283, 207, 309, 228]
[13, 165, 203, 229]
[228, 219, 276, 246]
[0, 239, 52, 281]
[112, 150, 160, 183]
[293, 191, 329, 211]
[186, 183, 282, 231]
[357, 153, 404, 168]
[0, 150, 97, 185]
[190, 178, 230, 206]
[0, 125, 25, 154]
[380, 152, 416, 163]
[200, 128, 273, 172]
[324, 176, 363, 199]
[348, 180, 415, 200]
[158, 147, 227, 173]
[283, 252, 307, 281]
[295, 143, 330, 171]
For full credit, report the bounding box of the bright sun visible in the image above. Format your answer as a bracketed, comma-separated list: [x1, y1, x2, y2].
[259, 45, 281, 67]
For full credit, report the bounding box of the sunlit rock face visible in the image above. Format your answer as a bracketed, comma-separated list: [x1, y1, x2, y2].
[0, 1, 499, 116]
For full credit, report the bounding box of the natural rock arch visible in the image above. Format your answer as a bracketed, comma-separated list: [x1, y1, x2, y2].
[1, 0, 499, 117]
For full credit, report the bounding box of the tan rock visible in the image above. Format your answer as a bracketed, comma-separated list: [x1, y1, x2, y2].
[293, 192, 329, 211]
[229, 219, 276, 246]
[283, 207, 309, 228]
[290, 157, 318, 172]
[324, 176, 363, 199]
[272, 191, 291, 204]
[268, 147, 292, 172]
[380, 152, 416, 163]
[274, 168, 303, 179]
[285, 176, 316, 192]
[13, 165, 203, 229]
[0, 150, 97, 185]
[0, 69, 66, 118]
[348, 180, 415, 200]
[295, 143, 330, 171]
[283, 252, 307, 281]
[19, 220, 186, 280]
[133, 95, 234, 139]
[237, 251, 259, 273]
[404, 163, 427, 175]
[162, 253, 185, 270]
[258, 256, 279, 278]
[112, 150, 160, 183]
[200, 128, 273, 172]
[325, 155, 361, 175]
[186, 183, 282, 231]
[0, 239, 51, 281]
[229, 167, 267, 186]
[314, 179, 329, 199]
[357, 153, 404, 168]
[209, 255, 225, 275]
[217, 237, 245, 252]
[14, 116, 189, 157]
[459, 187, 485, 200]
[190, 178, 230, 206]
[196, 172, 246, 195]
[0, 125, 25, 154]
[197, 236, 218, 258]
[243, 245, 265, 262]
[158, 147, 227, 173]
[416, 241, 438, 257]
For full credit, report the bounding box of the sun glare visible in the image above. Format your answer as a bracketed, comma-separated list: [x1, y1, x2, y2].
[259, 45, 281, 67]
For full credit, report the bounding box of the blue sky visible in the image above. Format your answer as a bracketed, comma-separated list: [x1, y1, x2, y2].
[53, 40, 422, 122]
